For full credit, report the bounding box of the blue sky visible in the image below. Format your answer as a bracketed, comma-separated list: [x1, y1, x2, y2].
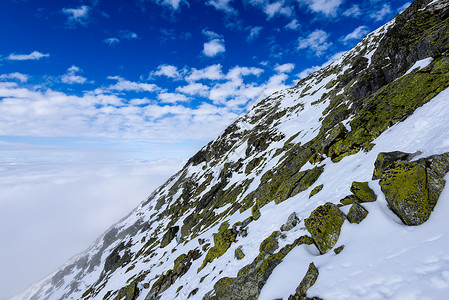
[0, 0, 411, 162]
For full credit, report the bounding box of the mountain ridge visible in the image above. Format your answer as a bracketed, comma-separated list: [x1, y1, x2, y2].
[14, 0, 449, 299]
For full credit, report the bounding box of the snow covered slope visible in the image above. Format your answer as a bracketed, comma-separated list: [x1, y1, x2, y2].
[14, 0, 449, 299]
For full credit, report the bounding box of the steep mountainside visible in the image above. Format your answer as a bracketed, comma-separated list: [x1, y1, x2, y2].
[15, 0, 449, 299]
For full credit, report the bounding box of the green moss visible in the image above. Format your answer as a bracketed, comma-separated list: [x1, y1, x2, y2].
[304, 203, 346, 254]
[309, 184, 323, 198]
[350, 181, 377, 202]
[259, 231, 281, 254]
[235, 247, 245, 260]
[379, 161, 431, 225]
[339, 194, 360, 206]
[198, 222, 237, 272]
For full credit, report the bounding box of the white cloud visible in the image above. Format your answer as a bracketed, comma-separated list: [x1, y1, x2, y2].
[206, 0, 237, 14]
[302, 0, 343, 16]
[176, 82, 210, 97]
[0, 72, 29, 83]
[264, 1, 292, 18]
[298, 29, 332, 56]
[149, 0, 187, 10]
[119, 30, 139, 40]
[247, 26, 263, 41]
[398, 2, 411, 13]
[203, 39, 226, 57]
[6, 51, 49, 61]
[152, 64, 181, 79]
[62, 5, 90, 27]
[202, 30, 226, 57]
[104, 37, 120, 46]
[342, 26, 369, 44]
[370, 4, 392, 21]
[186, 64, 224, 81]
[342, 4, 362, 17]
[61, 66, 87, 85]
[285, 19, 300, 30]
[275, 63, 295, 73]
[107, 76, 159, 92]
[157, 92, 190, 103]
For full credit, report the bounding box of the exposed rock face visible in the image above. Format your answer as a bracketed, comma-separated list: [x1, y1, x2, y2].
[347, 203, 369, 224]
[304, 203, 346, 254]
[160, 226, 179, 248]
[377, 152, 449, 225]
[288, 262, 319, 300]
[350, 182, 377, 202]
[281, 212, 300, 231]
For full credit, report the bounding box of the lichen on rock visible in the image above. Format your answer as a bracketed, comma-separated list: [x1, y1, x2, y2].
[346, 202, 369, 224]
[304, 202, 346, 254]
[350, 181, 377, 202]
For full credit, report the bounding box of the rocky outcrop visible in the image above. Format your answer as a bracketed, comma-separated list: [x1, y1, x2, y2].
[304, 203, 346, 254]
[288, 263, 320, 300]
[377, 152, 449, 225]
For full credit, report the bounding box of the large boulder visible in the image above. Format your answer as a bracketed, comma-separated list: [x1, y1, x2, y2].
[377, 152, 449, 226]
[304, 203, 346, 254]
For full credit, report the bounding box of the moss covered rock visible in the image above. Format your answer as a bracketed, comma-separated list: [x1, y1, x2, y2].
[350, 182, 377, 202]
[198, 222, 237, 272]
[288, 262, 319, 300]
[304, 203, 346, 254]
[235, 246, 245, 260]
[203, 235, 311, 300]
[339, 194, 360, 206]
[372, 151, 420, 180]
[309, 184, 324, 198]
[346, 202, 369, 224]
[160, 226, 179, 248]
[379, 152, 449, 226]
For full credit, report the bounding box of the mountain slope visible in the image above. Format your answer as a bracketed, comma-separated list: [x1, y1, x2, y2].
[15, 0, 449, 299]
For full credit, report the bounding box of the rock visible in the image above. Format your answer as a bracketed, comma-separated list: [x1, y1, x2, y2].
[372, 151, 421, 180]
[339, 194, 360, 206]
[281, 212, 300, 231]
[288, 262, 319, 299]
[235, 246, 245, 260]
[350, 181, 377, 202]
[304, 203, 346, 254]
[333, 245, 344, 254]
[198, 222, 237, 272]
[204, 235, 311, 300]
[309, 184, 323, 198]
[160, 226, 179, 248]
[347, 202, 369, 224]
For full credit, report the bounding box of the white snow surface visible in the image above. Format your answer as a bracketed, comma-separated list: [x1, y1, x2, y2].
[404, 57, 434, 76]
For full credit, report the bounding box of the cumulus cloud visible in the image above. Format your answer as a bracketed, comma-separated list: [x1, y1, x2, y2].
[6, 51, 49, 61]
[342, 4, 362, 17]
[103, 37, 120, 46]
[0, 72, 29, 83]
[186, 64, 225, 81]
[398, 2, 411, 13]
[62, 5, 91, 27]
[157, 92, 190, 103]
[342, 25, 369, 44]
[107, 76, 159, 92]
[370, 4, 392, 21]
[249, 0, 293, 19]
[176, 82, 210, 97]
[202, 30, 226, 57]
[247, 26, 263, 42]
[206, 0, 237, 15]
[298, 29, 332, 56]
[151, 64, 182, 79]
[285, 19, 300, 30]
[148, 0, 187, 10]
[302, 0, 343, 16]
[119, 30, 139, 40]
[61, 66, 87, 85]
[275, 63, 295, 73]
